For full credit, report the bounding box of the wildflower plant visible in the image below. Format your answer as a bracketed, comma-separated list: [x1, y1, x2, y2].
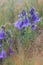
[14, 6, 40, 46]
[14, 6, 40, 33]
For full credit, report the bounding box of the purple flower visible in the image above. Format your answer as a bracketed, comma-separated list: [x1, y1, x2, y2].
[14, 16, 30, 30]
[23, 16, 30, 27]
[14, 18, 24, 30]
[29, 6, 35, 15]
[2, 50, 7, 58]
[9, 38, 13, 44]
[18, 9, 26, 18]
[21, 9, 26, 16]
[31, 24, 37, 30]
[0, 49, 7, 58]
[0, 30, 5, 39]
[9, 47, 14, 55]
[32, 12, 40, 23]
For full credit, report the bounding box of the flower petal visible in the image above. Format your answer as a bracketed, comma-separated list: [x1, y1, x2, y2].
[21, 9, 26, 16]
[29, 6, 35, 15]
[23, 17, 30, 27]
[14, 18, 24, 30]
[32, 12, 40, 23]
[31, 24, 37, 30]
[9, 47, 14, 55]
[0, 30, 5, 39]
[0, 49, 7, 58]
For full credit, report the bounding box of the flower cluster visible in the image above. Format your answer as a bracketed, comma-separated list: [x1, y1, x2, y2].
[0, 26, 14, 60]
[14, 6, 40, 30]
[0, 30, 7, 59]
